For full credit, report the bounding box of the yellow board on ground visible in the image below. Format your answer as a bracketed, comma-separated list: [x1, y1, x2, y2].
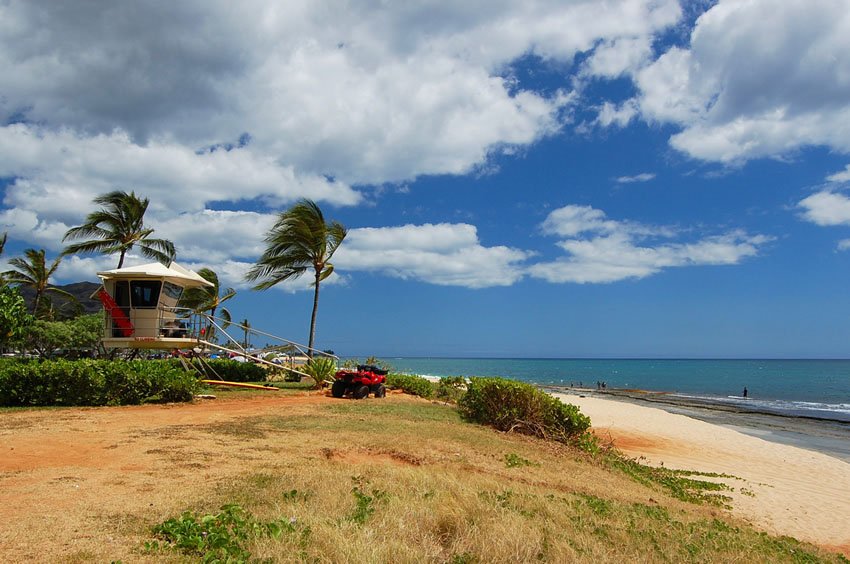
[200, 380, 279, 391]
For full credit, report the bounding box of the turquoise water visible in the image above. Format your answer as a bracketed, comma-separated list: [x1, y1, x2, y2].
[381, 358, 850, 422]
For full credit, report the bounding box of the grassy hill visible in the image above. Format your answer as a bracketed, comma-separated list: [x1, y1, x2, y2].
[128, 391, 841, 563]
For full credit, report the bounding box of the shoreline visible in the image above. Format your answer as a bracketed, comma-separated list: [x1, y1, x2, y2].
[549, 390, 850, 555]
[549, 386, 850, 463]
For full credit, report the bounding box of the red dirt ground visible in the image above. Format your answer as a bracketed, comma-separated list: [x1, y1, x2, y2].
[0, 393, 335, 561]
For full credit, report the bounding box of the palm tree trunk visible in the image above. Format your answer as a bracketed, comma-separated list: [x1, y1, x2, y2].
[32, 291, 42, 316]
[308, 271, 321, 357]
[208, 305, 217, 343]
[117, 250, 126, 268]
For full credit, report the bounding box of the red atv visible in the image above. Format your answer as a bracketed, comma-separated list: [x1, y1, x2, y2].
[332, 365, 388, 399]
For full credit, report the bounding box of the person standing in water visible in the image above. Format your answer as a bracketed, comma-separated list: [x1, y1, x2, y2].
[743, 387, 748, 398]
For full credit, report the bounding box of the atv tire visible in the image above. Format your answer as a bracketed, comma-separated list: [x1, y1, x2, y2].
[372, 384, 386, 398]
[352, 384, 370, 400]
[331, 380, 347, 398]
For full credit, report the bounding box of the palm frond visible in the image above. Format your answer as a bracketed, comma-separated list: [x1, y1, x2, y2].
[45, 256, 63, 279]
[44, 286, 78, 301]
[179, 288, 209, 312]
[138, 241, 177, 265]
[5, 249, 46, 285]
[196, 268, 219, 286]
[3, 270, 35, 286]
[246, 198, 347, 290]
[63, 190, 174, 265]
[326, 222, 348, 257]
[318, 264, 334, 283]
[62, 239, 122, 256]
[219, 307, 232, 329]
[63, 225, 114, 243]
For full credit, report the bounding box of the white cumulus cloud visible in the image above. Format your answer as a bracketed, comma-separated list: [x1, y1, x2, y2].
[798, 191, 850, 227]
[0, 0, 685, 272]
[0, 0, 681, 191]
[826, 165, 850, 183]
[541, 205, 619, 238]
[0, 125, 360, 222]
[603, 0, 850, 164]
[154, 210, 277, 264]
[596, 99, 640, 128]
[336, 223, 529, 288]
[530, 205, 771, 283]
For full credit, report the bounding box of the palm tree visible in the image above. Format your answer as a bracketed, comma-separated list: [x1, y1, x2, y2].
[239, 318, 251, 349]
[4, 249, 75, 317]
[245, 199, 347, 356]
[62, 190, 175, 268]
[178, 268, 236, 343]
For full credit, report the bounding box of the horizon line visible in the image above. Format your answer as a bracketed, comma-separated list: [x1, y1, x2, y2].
[359, 356, 850, 361]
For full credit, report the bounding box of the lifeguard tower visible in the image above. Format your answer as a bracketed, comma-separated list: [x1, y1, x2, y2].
[97, 261, 212, 349]
[96, 261, 338, 387]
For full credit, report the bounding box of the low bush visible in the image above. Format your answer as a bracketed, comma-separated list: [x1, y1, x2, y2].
[458, 377, 591, 444]
[504, 453, 538, 468]
[301, 357, 338, 389]
[385, 373, 435, 398]
[348, 485, 388, 524]
[147, 504, 295, 561]
[435, 375, 467, 403]
[283, 368, 302, 382]
[0, 358, 199, 407]
[173, 358, 268, 383]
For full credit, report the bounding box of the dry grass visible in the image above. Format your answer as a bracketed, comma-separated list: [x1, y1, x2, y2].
[2, 394, 844, 563]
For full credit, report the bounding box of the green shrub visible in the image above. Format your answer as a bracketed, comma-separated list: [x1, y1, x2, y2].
[0, 358, 104, 406]
[302, 357, 338, 389]
[385, 373, 435, 399]
[0, 286, 34, 351]
[349, 486, 388, 525]
[170, 358, 268, 382]
[283, 368, 302, 382]
[504, 453, 538, 468]
[436, 375, 467, 403]
[147, 504, 294, 561]
[0, 359, 199, 407]
[458, 377, 591, 444]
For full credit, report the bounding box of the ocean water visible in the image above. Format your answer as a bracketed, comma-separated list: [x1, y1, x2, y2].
[381, 358, 850, 422]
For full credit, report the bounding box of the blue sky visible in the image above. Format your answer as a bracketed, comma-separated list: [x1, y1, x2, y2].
[2, 0, 850, 358]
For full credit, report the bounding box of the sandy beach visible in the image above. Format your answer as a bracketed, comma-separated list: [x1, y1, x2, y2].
[552, 391, 850, 556]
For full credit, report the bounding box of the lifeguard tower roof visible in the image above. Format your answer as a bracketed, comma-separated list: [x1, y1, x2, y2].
[97, 261, 213, 288]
